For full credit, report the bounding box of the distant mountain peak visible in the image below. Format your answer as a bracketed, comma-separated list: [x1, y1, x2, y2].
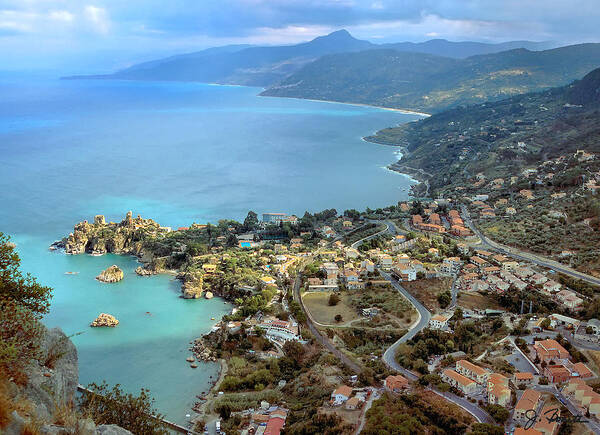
[314, 29, 356, 41]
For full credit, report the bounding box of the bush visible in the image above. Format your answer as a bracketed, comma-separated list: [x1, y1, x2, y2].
[78, 382, 168, 434]
[328, 293, 340, 306]
[484, 404, 510, 424]
[334, 314, 343, 323]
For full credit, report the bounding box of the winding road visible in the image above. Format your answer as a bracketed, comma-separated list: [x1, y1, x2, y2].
[461, 205, 600, 287]
[377, 270, 495, 424]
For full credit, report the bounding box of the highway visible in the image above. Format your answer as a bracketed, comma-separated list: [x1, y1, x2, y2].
[461, 205, 600, 287]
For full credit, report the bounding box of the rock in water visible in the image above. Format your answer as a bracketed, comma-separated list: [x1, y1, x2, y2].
[135, 266, 156, 276]
[96, 265, 124, 283]
[205, 291, 214, 299]
[90, 313, 119, 327]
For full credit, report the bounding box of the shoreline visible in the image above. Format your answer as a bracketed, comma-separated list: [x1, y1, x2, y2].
[259, 92, 431, 117]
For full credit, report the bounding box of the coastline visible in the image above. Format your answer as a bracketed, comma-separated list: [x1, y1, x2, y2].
[259, 92, 431, 117]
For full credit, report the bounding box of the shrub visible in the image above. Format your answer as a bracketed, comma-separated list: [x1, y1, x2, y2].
[78, 382, 168, 434]
[328, 293, 340, 306]
[334, 314, 343, 323]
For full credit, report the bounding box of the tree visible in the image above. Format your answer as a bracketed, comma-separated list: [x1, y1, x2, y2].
[437, 290, 451, 309]
[328, 293, 340, 306]
[485, 404, 509, 424]
[225, 234, 238, 248]
[0, 234, 51, 379]
[243, 211, 259, 231]
[1, 233, 53, 315]
[78, 382, 168, 434]
[334, 314, 343, 323]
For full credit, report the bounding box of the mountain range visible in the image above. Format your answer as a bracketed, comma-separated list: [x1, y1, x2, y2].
[66, 30, 554, 88]
[65, 29, 600, 113]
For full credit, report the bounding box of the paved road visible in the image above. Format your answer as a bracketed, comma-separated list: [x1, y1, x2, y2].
[461, 205, 600, 287]
[377, 270, 495, 425]
[292, 273, 361, 374]
[351, 222, 391, 249]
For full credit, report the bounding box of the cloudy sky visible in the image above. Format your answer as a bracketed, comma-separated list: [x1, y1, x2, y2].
[2, 0, 599, 72]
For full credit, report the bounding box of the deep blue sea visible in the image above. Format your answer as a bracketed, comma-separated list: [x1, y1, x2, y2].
[0, 72, 420, 423]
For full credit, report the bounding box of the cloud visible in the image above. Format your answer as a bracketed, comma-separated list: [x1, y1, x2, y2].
[0, 0, 599, 70]
[84, 5, 109, 34]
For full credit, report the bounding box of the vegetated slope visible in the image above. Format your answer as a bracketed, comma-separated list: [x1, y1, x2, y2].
[381, 39, 554, 59]
[261, 44, 600, 112]
[368, 66, 600, 192]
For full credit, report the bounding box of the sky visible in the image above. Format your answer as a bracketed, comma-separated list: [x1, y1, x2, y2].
[1, 0, 600, 72]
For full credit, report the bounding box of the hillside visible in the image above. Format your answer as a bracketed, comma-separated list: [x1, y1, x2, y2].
[261, 44, 600, 112]
[368, 67, 600, 274]
[64, 30, 551, 89]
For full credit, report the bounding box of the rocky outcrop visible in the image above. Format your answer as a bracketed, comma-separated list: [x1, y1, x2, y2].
[190, 338, 217, 362]
[96, 266, 124, 283]
[180, 271, 204, 299]
[90, 313, 119, 327]
[135, 266, 157, 276]
[205, 291, 214, 299]
[51, 212, 161, 256]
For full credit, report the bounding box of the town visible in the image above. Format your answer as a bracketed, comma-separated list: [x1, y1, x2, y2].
[67, 193, 600, 434]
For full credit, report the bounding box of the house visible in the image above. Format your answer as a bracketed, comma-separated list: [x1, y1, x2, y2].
[379, 254, 393, 271]
[264, 416, 286, 435]
[545, 365, 571, 384]
[514, 372, 534, 386]
[533, 403, 560, 435]
[331, 385, 352, 405]
[442, 369, 477, 395]
[347, 281, 366, 290]
[501, 261, 519, 271]
[556, 290, 583, 309]
[530, 273, 548, 285]
[514, 429, 542, 435]
[261, 276, 276, 285]
[342, 220, 353, 228]
[429, 314, 451, 330]
[202, 263, 217, 273]
[307, 277, 322, 286]
[572, 362, 594, 379]
[345, 248, 360, 259]
[361, 259, 375, 273]
[534, 339, 570, 363]
[428, 247, 439, 257]
[456, 360, 488, 384]
[392, 263, 416, 282]
[487, 373, 511, 407]
[385, 374, 409, 393]
[343, 270, 359, 283]
[543, 280, 561, 294]
[440, 257, 463, 275]
[514, 389, 542, 423]
[345, 396, 363, 410]
[549, 314, 580, 330]
[470, 256, 488, 269]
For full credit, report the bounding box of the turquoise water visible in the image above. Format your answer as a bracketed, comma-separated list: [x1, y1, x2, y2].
[0, 72, 420, 422]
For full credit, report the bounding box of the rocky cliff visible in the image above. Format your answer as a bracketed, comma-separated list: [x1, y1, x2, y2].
[52, 211, 163, 256]
[2, 326, 132, 434]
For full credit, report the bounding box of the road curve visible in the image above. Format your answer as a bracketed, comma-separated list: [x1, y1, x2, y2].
[461, 205, 600, 287]
[378, 270, 495, 425]
[351, 223, 391, 249]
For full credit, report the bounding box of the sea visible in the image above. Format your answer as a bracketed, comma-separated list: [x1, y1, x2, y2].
[0, 71, 421, 423]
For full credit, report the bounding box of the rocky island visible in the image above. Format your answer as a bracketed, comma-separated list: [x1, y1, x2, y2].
[96, 265, 124, 283]
[90, 313, 119, 327]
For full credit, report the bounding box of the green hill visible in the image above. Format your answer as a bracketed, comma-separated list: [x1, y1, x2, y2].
[261, 44, 600, 112]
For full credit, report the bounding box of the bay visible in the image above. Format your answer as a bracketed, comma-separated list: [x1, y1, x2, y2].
[0, 73, 420, 423]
